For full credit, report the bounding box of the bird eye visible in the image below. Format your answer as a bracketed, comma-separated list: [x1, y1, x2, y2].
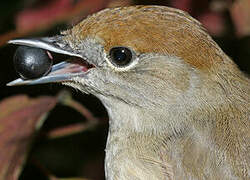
[13, 46, 53, 80]
[109, 47, 133, 67]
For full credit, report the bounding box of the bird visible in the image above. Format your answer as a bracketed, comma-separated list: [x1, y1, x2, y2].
[7, 5, 250, 180]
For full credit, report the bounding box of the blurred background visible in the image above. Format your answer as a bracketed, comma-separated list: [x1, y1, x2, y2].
[0, 0, 249, 180]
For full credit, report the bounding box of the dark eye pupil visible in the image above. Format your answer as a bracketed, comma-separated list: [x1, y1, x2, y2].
[113, 49, 127, 61]
[109, 47, 132, 66]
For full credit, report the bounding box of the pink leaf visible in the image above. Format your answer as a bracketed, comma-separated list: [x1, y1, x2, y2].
[171, 0, 193, 13]
[230, 0, 250, 37]
[16, 0, 73, 32]
[15, 0, 108, 32]
[0, 95, 57, 180]
[198, 12, 225, 36]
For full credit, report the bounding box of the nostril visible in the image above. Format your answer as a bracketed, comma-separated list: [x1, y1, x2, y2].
[13, 46, 53, 80]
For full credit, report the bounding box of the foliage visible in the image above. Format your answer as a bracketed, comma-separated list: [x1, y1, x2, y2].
[0, 0, 249, 179]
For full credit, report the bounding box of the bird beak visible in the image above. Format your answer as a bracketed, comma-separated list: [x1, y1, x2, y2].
[7, 37, 92, 86]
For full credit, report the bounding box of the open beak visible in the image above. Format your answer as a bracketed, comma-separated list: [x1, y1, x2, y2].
[7, 36, 94, 86]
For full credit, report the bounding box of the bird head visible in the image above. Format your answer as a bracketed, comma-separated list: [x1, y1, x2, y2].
[8, 6, 240, 132]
